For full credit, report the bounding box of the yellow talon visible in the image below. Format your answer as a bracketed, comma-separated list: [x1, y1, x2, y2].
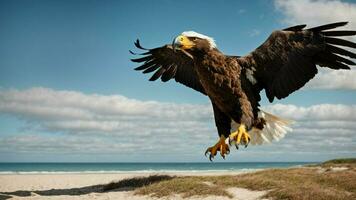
[237, 129, 243, 143]
[205, 135, 230, 161]
[243, 133, 249, 143]
[229, 124, 251, 147]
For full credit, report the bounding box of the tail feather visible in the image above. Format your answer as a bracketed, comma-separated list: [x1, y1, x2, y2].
[231, 110, 293, 146]
[252, 111, 293, 145]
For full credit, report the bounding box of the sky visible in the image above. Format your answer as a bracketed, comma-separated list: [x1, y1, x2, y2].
[0, 0, 355, 162]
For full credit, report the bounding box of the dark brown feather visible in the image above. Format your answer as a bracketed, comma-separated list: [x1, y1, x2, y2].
[328, 53, 355, 65]
[326, 44, 356, 59]
[161, 65, 176, 82]
[149, 67, 166, 81]
[237, 21, 355, 102]
[134, 39, 148, 50]
[131, 41, 206, 95]
[142, 65, 160, 74]
[325, 37, 356, 48]
[309, 22, 348, 31]
[322, 30, 356, 36]
[283, 24, 306, 31]
[332, 54, 355, 65]
[131, 55, 152, 63]
[325, 61, 350, 69]
[134, 60, 155, 70]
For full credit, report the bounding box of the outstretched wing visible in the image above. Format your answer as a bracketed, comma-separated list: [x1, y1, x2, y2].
[237, 22, 356, 102]
[131, 40, 206, 95]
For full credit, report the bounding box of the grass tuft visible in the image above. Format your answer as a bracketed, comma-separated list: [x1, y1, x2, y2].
[323, 158, 356, 165]
[102, 175, 173, 192]
[135, 176, 233, 198]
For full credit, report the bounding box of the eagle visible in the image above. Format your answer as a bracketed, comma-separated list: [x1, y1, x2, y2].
[131, 22, 356, 160]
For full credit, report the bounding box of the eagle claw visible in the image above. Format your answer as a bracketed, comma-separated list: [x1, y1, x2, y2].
[205, 136, 230, 161]
[229, 124, 251, 148]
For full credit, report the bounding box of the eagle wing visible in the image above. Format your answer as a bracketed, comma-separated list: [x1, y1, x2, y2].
[131, 40, 206, 95]
[237, 22, 356, 102]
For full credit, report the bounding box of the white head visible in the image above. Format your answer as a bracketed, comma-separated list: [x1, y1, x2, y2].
[181, 31, 217, 49]
[172, 31, 217, 51]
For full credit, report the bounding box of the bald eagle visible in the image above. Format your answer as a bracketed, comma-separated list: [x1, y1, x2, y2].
[131, 22, 356, 160]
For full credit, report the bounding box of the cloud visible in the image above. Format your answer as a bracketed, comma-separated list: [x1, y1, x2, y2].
[274, 0, 356, 29]
[306, 69, 356, 90]
[0, 87, 213, 136]
[274, 0, 356, 90]
[0, 87, 355, 161]
[263, 103, 356, 121]
[0, 87, 216, 160]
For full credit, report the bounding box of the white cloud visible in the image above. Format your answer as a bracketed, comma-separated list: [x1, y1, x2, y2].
[274, 0, 356, 29]
[274, 0, 356, 90]
[0, 87, 213, 135]
[0, 87, 216, 160]
[0, 87, 355, 161]
[306, 69, 356, 90]
[263, 103, 356, 121]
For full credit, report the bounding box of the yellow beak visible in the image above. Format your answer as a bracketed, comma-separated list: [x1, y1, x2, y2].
[172, 35, 195, 51]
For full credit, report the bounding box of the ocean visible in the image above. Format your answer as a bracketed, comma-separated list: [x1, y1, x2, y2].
[0, 162, 314, 174]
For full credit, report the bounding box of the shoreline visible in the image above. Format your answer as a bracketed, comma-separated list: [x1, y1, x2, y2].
[0, 162, 308, 175]
[0, 169, 263, 175]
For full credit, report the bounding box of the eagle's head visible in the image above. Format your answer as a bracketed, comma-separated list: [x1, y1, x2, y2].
[172, 31, 217, 53]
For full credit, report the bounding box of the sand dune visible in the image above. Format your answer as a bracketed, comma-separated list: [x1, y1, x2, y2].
[0, 172, 267, 200]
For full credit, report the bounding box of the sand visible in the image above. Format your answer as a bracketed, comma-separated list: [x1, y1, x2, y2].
[0, 172, 268, 200]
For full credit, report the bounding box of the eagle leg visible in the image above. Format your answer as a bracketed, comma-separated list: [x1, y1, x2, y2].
[229, 124, 251, 148]
[205, 135, 230, 161]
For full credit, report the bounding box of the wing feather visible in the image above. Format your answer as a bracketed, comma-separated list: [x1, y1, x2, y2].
[142, 65, 160, 74]
[161, 65, 176, 82]
[134, 60, 155, 70]
[131, 55, 153, 63]
[326, 44, 356, 59]
[324, 37, 356, 48]
[322, 30, 356, 36]
[131, 41, 206, 95]
[149, 67, 166, 81]
[237, 22, 355, 102]
[309, 22, 348, 31]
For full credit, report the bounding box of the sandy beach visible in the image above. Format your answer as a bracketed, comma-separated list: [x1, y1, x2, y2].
[1, 159, 355, 200]
[0, 172, 268, 200]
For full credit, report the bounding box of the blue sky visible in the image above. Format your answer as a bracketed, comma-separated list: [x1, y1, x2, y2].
[0, 0, 355, 162]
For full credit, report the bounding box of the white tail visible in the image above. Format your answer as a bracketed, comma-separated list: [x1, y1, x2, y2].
[231, 110, 293, 145]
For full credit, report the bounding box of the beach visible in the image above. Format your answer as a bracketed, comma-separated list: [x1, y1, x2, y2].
[0, 172, 268, 200]
[0, 159, 355, 200]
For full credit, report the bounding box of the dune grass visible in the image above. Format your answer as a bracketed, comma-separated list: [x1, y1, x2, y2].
[102, 175, 173, 191]
[322, 158, 356, 164]
[134, 167, 355, 199]
[135, 176, 233, 198]
[103, 158, 356, 199]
